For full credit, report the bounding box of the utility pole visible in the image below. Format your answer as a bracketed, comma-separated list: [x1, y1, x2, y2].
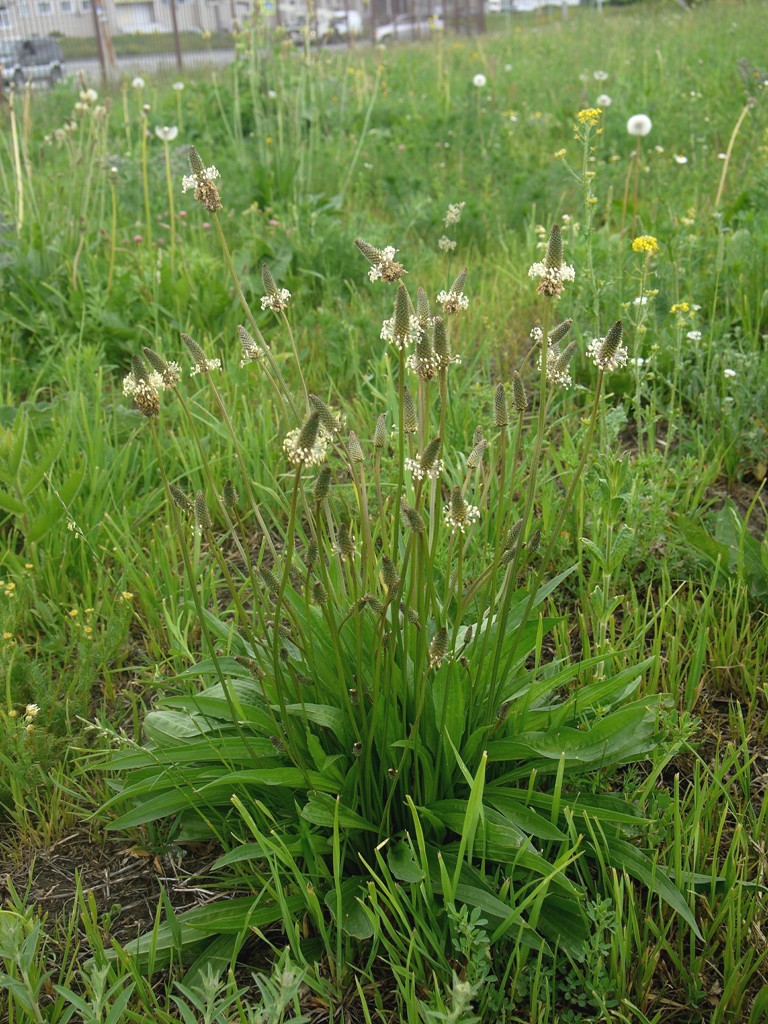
[91, 0, 108, 85]
[169, 0, 183, 70]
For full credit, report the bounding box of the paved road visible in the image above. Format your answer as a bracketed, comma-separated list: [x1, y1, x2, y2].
[72, 47, 236, 82]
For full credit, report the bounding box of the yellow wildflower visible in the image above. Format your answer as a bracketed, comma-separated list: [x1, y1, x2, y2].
[68, 609, 79, 618]
[553, 148, 567, 159]
[632, 235, 659, 254]
[120, 591, 134, 601]
[577, 108, 602, 126]
[670, 302, 690, 314]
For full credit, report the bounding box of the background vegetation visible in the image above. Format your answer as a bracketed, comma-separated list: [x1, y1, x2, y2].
[0, 1, 766, 1021]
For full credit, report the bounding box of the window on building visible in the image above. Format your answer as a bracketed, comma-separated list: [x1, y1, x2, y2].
[0, 7, 11, 27]
[61, 0, 73, 10]
[81, 0, 91, 9]
[37, 1, 52, 13]
[19, 2, 29, 12]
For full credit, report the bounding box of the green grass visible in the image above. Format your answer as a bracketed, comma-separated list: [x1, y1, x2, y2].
[0, 2, 767, 1021]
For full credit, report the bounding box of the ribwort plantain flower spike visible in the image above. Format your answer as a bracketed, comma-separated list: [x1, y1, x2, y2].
[222, 479, 239, 508]
[528, 226, 575, 298]
[433, 316, 460, 369]
[142, 347, 182, 389]
[444, 486, 481, 533]
[436, 267, 469, 314]
[313, 465, 332, 504]
[494, 383, 509, 427]
[260, 264, 291, 313]
[429, 626, 449, 668]
[512, 371, 528, 412]
[381, 283, 420, 351]
[336, 522, 356, 560]
[181, 333, 222, 376]
[380, 555, 401, 592]
[283, 411, 327, 467]
[194, 490, 212, 532]
[549, 318, 574, 345]
[312, 580, 328, 604]
[123, 354, 161, 417]
[238, 325, 265, 367]
[355, 238, 406, 284]
[373, 413, 388, 448]
[170, 484, 193, 513]
[406, 436, 443, 481]
[400, 498, 426, 534]
[348, 431, 365, 463]
[416, 287, 431, 330]
[309, 394, 342, 436]
[587, 320, 628, 372]
[407, 322, 439, 381]
[403, 386, 418, 435]
[181, 146, 222, 213]
[466, 438, 487, 468]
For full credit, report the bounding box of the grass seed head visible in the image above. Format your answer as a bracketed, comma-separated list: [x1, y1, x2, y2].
[549, 318, 574, 345]
[312, 465, 333, 503]
[403, 386, 418, 434]
[380, 555, 401, 592]
[400, 498, 426, 534]
[169, 484, 193, 513]
[347, 431, 365, 463]
[222, 479, 239, 508]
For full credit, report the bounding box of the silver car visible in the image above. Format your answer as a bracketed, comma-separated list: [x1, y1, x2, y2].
[374, 11, 444, 43]
[0, 37, 66, 88]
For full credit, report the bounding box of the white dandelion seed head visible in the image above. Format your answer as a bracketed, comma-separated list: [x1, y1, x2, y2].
[627, 114, 652, 137]
[132, 76, 146, 89]
[593, 69, 609, 81]
[155, 125, 179, 142]
[473, 73, 487, 88]
[596, 93, 612, 107]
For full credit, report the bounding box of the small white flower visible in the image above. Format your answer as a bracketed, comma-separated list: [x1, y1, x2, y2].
[596, 93, 612, 107]
[686, 330, 702, 342]
[190, 358, 222, 377]
[723, 368, 737, 379]
[443, 493, 481, 534]
[673, 154, 688, 164]
[538, 344, 573, 389]
[381, 313, 420, 351]
[633, 296, 648, 306]
[628, 357, 646, 367]
[593, 69, 609, 81]
[504, 63, 512, 72]
[436, 288, 469, 314]
[172, 81, 185, 91]
[528, 260, 576, 299]
[132, 76, 146, 89]
[25, 703, 40, 719]
[587, 334, 628, 372]
[405, 455, 444, 481]
[283, 428, 327, 467]
[79, 87, 98, 103]
[155, 125, 179, 142]
[444, 201, 465, 228]
[260, 288, 291, 313]
[267, 89, 278, 99]
[438, 235, 457, 252]
[654, 145, 665, 153]
[368, 245, 405, 283]
[718, 152, 727, 160]
[627, 114, 652, 137]
[472, 74, 487, 88]
[530, 326, 544, 342]
[181, 165, 220, 193]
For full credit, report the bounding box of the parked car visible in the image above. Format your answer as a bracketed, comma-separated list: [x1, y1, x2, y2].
[0, 37, 65, 88]
[289, 8, 363, 45]
[374, 11, 444, 43]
